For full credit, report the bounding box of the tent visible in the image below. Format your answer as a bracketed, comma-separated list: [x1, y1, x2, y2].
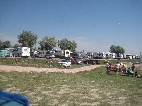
[140, 51, 142, 63]
[0, 89, 29, 106]
[140, 55, 142, 63]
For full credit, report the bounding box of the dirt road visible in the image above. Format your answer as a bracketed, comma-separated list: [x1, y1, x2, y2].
[0, 65, 105, 73]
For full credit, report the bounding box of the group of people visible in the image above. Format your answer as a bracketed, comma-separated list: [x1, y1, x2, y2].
[105, 61, 141, 78]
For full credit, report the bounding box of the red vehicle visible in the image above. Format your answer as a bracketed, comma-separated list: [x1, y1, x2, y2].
[83, 59, 100, 65]
[70, 58, 82, 64]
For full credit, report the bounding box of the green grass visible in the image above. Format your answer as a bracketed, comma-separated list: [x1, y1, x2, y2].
[100, 59, 141, 65]
[0, 57, 83, 68]
[0, 57, 140, 68]
[0, 66, 142, 106]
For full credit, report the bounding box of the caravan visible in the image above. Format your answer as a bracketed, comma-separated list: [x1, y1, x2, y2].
[125, 54, 132, 60]
[5, 48, 15, 54]
[12, 47, 30, 57]
[35, 50, 51, 58]
[64, 50, 73, 57]
[0, 50, 13, 57]
[105, 52, 115, 59]
[93, 52, 105, 59]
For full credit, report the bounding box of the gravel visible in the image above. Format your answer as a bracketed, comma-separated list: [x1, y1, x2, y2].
[0, 65, 105, 73]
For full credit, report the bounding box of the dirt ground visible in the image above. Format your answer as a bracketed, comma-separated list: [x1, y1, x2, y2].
[125, 62, 142, 70]
[0, 62, 141, 73]
[0, 65, 105, 73]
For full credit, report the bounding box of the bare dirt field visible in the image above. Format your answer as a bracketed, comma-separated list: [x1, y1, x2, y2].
[0, 62, 141, 73]
[0, 65, 105, 73]
[125, 62, 142, 70]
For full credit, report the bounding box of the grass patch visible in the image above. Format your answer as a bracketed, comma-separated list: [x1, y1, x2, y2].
[0, 57, 140, 68]
[0, 66, 142, 106]
[0, 57, 83, 68]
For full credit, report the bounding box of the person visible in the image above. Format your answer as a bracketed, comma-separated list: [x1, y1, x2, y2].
[134, 70, 141, 78]
[122, 64, 126, 74]
[127, 67, 134, 77]
[127, 67, 131, 76]
[106, 61, 110, 74]
[115, 62, 120, 75]
[119, 63, 123, 72]
[131, 64, 135, 72]
[109, 62, 112, 70]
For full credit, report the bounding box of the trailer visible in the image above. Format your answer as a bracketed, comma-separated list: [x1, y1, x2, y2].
[5, 48, 15, 54]
[93, 52, 105, 59]
[64, 50, 73, 57]
[0, 50, 13, 57]
[125, 54, 132, 60]
[105, 52, 116, 59]
[54, 50, 73, 58]
[12, 47, 30, 57]
[35, 50, 50, 58]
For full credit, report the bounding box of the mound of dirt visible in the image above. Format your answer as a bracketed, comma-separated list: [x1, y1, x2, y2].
[125, 62, 142, 70]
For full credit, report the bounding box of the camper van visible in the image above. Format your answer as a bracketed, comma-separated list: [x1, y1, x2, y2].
[5, 48, 15, 54]
[93, 52, 105, 59]
[54, 50, 73, 58]
[35, 50, 50, 58]
[125, 54, 132, 59]
[64, 50, 73, 57]
[0, 50, 12, 57]
[105, 52, 115, 59]
[12, 47, 30, 57]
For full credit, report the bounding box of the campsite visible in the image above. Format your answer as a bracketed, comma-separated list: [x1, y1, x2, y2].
[1, 0, 142, 105]
[0, 57, 142, 106]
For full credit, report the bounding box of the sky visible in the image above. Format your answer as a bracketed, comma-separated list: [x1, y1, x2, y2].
[0, 0, 142, 55]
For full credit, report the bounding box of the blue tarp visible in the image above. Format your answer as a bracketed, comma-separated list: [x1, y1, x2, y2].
[0, 89, 29, 106]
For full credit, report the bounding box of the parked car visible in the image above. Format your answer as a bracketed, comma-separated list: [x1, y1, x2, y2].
[83, 59, 100, 65]
[58, 59, 71, 67]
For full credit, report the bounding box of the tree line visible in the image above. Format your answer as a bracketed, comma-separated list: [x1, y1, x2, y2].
[0, 30, 77, 52]
[0, 30, 125, 55]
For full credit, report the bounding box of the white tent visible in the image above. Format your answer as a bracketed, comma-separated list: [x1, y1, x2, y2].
[140, 51, 142, 62]
[140, 55, 142, 62]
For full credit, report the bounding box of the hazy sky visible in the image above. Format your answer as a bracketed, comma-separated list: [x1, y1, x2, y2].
[0, 0, 142, 55]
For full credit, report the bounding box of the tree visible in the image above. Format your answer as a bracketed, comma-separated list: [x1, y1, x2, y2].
[38, 36, 57, 50]
[12, 44, 21, 48]
[0, 40, 3, 50]
[0, 40, 11, 50]
[58, 38, 77, 51]
[2, 40, 11, 48]
[109, 45, 125, 57]
[17, 30, 37, 48]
